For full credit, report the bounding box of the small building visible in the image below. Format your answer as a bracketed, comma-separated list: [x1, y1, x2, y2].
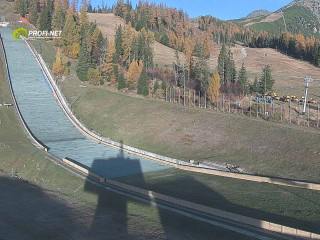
[19, 17, 30, 23]
[0, 22, 9, 27]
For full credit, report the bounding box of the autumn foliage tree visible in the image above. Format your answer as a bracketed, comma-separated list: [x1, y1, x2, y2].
[102, 39, 116, 79]
[87, 67, 101, 85]
[52, 50, 68, 76]
[208, 70, 221, 103]
[127, 60, 143, 88]
[61, 10, 80, 58]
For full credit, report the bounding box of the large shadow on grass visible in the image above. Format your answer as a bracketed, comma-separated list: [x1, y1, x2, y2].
[82, 143, 255, 239]
[0, 176, 82, 240]
[117, 173, 320, 235]
[83, 142, 320, 239]
[83, 141, 145, 239]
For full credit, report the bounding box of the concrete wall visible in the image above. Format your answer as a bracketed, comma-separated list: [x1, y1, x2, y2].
[62, 158, 320, 240]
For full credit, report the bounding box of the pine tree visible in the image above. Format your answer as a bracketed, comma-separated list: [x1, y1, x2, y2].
[137, 67, 149, 96]
[52, 1, 65, 30]
[226, 49, 236, 83]
[29, 0, 39, 26]
[217, 44, 227, 83]
[114, 25, 124, 62]
[76, 40, 91, 81]
[250, 76, 259, 93]
[237, 63, 249, 95]
[51, 1, 65, 45]
[110, 65, 119, 85]
[14, 0, 28, 17]
[217, 44, 237, 92]
[117, 72, 126, 90]
[96, 31, 106, 61]
[208, 70, 221, 103]
[259, 66, 275, 94]
[192, 46, 210, 92]
[39, 2, 51, 31]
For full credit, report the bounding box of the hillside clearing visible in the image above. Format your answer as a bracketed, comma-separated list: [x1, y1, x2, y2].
[88, 13, 186, 68]
[90, 13, 320, 98]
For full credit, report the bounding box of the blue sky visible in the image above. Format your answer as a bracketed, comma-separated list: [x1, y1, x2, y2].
[91, 0, 293, 20]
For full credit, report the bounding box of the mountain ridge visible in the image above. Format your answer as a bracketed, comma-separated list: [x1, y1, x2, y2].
[233, 1, 320, 39]
[280, 0, 320, 18]
[246, 10, 270, 19]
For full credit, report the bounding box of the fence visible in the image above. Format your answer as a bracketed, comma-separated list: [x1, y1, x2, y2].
[62, 157, 320, 240]
[164, 87, 320, 129]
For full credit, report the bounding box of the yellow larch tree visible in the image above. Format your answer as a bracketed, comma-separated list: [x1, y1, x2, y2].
[208, 69, 221, 103]
[184, 37, 195, 73]
[204, 32, 214, 58]
[122, 23, 136, 63]
[102, 39, 116, 76]
[127, 60, 143, 88]
[52, 50, 67, 76]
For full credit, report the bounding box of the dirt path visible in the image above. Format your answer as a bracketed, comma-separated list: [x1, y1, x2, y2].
[235, 48, 248, 62]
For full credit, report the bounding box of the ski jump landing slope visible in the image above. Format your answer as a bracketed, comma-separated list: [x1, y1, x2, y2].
[1, 28, 170, 178]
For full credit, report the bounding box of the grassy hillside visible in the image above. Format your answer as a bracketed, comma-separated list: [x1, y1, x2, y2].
[90, 13, 320, 98]
[235, 5, 320, 38]
[234, 47, 320, 98]
[88, 13, 186, 68]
